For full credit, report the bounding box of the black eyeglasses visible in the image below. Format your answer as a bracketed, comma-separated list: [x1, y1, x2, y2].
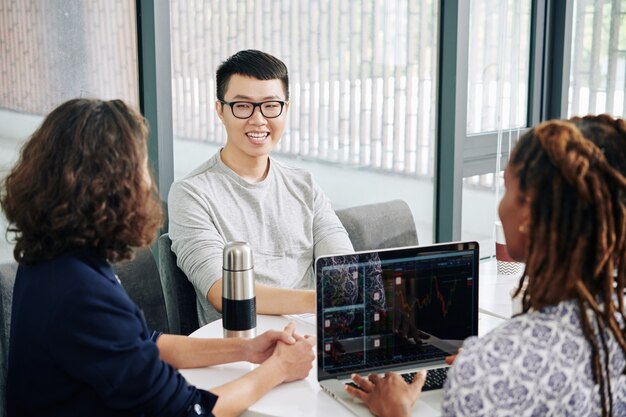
[219, 100, 288, 119]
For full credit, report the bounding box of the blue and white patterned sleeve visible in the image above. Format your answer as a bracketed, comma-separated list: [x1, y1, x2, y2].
[440, 301, 625, 417]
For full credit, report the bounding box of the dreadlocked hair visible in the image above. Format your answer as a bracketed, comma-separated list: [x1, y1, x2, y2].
[510, 114, 626, 417]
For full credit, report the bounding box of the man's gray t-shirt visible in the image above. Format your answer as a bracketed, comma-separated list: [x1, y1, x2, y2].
[168, 151, 354, 326]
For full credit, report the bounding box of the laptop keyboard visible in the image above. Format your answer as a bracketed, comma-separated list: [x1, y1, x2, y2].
[346, 367, 449, 393]
[403, 367, 449, 391]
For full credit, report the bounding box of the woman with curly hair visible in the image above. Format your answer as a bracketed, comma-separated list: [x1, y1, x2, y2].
[1, 98, 315, 416]
[345, 115, 626, 417]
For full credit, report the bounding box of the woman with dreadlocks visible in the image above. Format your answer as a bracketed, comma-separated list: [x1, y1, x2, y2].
[345, 114, 626, 417]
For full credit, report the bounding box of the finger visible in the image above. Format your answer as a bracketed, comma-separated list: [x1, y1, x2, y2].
[411, 370, 427, 389]
[279, 330, 296, 344]
[265, 327, 295, 345]
[351, 373, 373, 391]
[303, 335, 316, 346]
[384, 372, 398, 380]
[283, 321, 296, 336]
[368, 373, 383, 384]
[290, 330, 306, 342]
[445, 354, 457, 365]
[345, 383, 368, 401]
[293, 338, 314, 352]
[277, 324, 297, 344]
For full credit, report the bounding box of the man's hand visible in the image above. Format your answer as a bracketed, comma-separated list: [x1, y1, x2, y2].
[345, 370, 426, 417]
[243, 322, 298, 364]
[266, 328, 316, 383]
[209, 325, 316, 417]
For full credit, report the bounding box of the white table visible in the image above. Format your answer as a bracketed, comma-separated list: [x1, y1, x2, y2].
[179, 259, 515, 416]
[181, 314, 502, 417]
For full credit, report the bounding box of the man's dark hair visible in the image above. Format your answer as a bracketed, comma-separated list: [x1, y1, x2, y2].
[216, 49, 289, 101]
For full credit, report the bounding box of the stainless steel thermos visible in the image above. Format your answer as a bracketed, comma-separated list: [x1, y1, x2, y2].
[222, 241, 257, 338]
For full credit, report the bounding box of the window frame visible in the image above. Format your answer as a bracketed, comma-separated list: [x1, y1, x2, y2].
[137, 0, 574, 243]
[434, 0, 573, 242]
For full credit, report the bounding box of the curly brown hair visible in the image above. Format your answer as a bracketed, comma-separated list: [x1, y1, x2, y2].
[0, 98, 163, 264]
[510, 114, 626, 417]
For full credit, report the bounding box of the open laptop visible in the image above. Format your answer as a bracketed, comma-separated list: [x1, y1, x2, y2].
[315, 241, 480, 417]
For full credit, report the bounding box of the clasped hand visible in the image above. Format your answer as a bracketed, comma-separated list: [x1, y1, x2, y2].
[245, 322, 316, 382]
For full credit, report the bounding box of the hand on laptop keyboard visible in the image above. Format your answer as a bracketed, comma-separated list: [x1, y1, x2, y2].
[346, 367, 449, 394]
[345, 371, 428, 417]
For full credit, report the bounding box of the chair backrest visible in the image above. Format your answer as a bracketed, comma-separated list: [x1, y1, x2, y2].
[158, 233, 199, 335]
[157, 200, 417, 334]
[335, 199, 419, 251]
[113, 248, 169, 333]
[0, 261, 17, 417]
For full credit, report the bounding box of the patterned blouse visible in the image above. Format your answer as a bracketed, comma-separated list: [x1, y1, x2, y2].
[442, 299, 626, 416]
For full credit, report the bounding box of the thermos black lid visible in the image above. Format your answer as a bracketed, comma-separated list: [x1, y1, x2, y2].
[223, 241, 254, 271]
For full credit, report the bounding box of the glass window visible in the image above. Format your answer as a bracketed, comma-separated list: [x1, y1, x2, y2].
[466, 0, 531, 134]
[461, 0, 532, 257]
[170, 0, 439, 244]
[0, 0, 138, 262]
[568, 0, 626, 116]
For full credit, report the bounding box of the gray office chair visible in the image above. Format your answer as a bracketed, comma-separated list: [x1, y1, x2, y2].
[0, 261, 17, 417]
[158, 233, 199, 335]
[158, 200, 418, 335]
[113, 247, 170, 333]
[336, 199, 419, 251]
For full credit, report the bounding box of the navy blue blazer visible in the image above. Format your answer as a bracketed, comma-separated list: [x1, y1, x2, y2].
[7, 248, 217, 416]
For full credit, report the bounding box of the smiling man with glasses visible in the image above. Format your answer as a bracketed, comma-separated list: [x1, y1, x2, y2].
[168, 50, 354, 326]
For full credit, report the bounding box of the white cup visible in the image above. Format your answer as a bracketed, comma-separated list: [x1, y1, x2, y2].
[495, 220, 524, 276]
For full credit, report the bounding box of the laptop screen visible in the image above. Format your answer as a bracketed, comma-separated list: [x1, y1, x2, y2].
[316, 241, 479, 380]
